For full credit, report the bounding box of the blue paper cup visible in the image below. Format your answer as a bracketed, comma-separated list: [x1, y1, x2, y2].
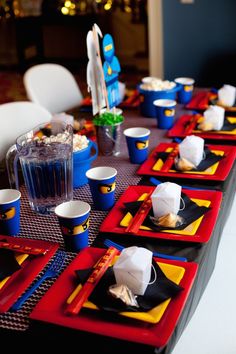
[124, 127, 150, 164]
[174, 77, 195, 104]
[153, 99, 176, 129]
[55, 200, 91, 252]
[86, 166, 117, 210]
[0, 189, 21, 236]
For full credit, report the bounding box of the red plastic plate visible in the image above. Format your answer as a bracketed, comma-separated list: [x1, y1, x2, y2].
[137, 143, 236, 181]
[99, 185, 222, 243]
[0, 235, 59, 313]
[185, 91, 236, 112]
[167, 115, 236, 142]
[30, 247, 198, 348]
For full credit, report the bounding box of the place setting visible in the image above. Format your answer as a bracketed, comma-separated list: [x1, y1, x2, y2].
[0, 235, 59, 313]
[99, 182, 222, 243]
[137, 135, 236, 182]
[167, 112, 236, 142]
[29, 246, 198, 348]
[185, 84, 236, 113]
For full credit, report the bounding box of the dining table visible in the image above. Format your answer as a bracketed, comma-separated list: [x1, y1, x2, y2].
[0, 98, 235, 354]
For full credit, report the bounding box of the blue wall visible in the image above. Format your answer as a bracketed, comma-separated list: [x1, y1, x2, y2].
[163, 0, 236, 87]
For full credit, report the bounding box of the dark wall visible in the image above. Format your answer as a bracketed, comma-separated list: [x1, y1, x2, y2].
[163, 0, 236, 87]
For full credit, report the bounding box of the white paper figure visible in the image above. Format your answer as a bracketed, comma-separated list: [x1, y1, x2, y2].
[86, 24, 107, 116]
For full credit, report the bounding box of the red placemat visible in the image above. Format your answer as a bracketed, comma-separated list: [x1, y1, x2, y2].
[137, 142, 236, 181]
[99, 185, 222, 243]
[30, 247, 198, 348]
[0, 235, 59, 313]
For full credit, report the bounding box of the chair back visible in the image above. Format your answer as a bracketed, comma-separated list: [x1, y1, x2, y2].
[0, 101, 52, 162]
[23, 63, 83, 114]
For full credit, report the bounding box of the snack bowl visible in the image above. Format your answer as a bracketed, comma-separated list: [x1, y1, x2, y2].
[138, 82, 181, 118]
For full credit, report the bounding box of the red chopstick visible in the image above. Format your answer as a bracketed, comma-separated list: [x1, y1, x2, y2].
[0, 240, 48, 256]
[184, 114, 201, 135]
[160, 146, 179, 172]
[125, 192, 153, 234]
[65, 247, 119, 316]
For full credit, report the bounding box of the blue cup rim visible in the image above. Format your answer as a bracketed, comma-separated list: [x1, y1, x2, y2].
[86, 166, 117, 180]
[174, 77, 195, 85]
[123, 127, 150, 138]
[0, 189, 21, 204]
[153, 99, 176, 107]
[55, 200, 91, 219]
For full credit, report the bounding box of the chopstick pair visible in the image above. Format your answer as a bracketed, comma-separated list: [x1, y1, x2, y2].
[125, 192, 153, 234]
[160, 146, 179, 172]
[0, 240, 48, 256]
[184, 114, 202, 135]
[65, 247, 119, 316]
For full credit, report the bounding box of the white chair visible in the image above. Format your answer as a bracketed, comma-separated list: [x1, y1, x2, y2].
[23, 63, 83, 114]
[0, 101, 52, 162]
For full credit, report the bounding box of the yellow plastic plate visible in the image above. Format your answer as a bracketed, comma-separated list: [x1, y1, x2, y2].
[68, 256, 185, 324]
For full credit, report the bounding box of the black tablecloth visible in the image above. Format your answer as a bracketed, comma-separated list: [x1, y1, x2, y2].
[0, 105, 235, 354]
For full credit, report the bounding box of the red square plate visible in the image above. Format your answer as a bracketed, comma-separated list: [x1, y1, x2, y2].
[0, 235, 59, 313]
[30, 247, 198, 348]
[137, 143, 236, 181]
[167, 114, 236, 142]
[99, 185, 222, 243]
[185, 90, 236, 112]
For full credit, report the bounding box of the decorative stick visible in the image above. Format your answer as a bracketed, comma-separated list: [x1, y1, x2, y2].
[0, 240, 48, 256]
[185, 114, 201, 135]
[65, 247, 119, 316]
[125, 192, 153, 234]
[160, 145, 179, 172]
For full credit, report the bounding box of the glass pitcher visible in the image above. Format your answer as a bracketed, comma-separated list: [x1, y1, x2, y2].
[6, 121, 73, 215]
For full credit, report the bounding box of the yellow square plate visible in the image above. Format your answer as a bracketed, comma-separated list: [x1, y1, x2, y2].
[67, 256, 185, 324]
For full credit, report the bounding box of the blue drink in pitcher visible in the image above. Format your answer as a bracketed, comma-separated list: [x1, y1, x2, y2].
[6, 121, 73, 215]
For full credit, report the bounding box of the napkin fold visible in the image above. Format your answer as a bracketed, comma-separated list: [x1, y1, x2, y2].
[156, 147, 223, 172]
[124, 193, 210, 232]
[75, 260, 183, 313]
[0, 248, 21, 281]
